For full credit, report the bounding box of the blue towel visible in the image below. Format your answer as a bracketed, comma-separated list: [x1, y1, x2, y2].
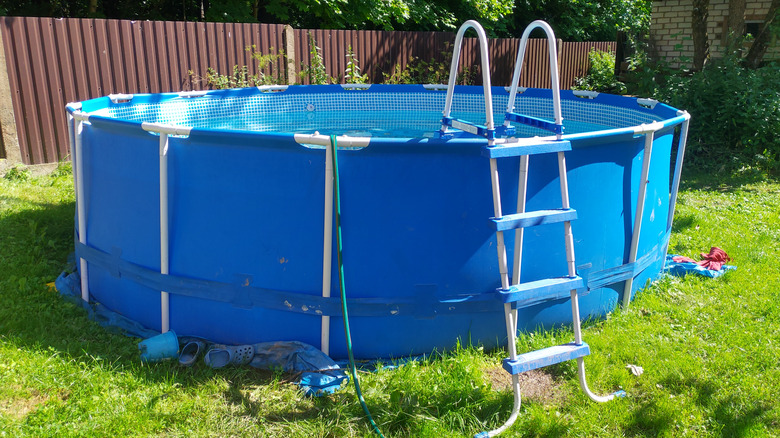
[663, 254, 736, 278]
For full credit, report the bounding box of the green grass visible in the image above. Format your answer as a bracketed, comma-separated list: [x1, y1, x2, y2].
[1, 164, 779, 437]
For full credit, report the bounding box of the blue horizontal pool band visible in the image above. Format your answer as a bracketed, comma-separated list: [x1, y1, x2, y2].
[74, 229, 668, 318]
[74, 239, 497, 317]
[586, 230, 670, 291]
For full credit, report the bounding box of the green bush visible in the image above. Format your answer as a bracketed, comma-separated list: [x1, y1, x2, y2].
[3, 166, 30, 181]
[657, 56, 780, 175]
[573, 49, 627, 94]
[299, 33, 334, 85]
[382, 45, 477, 85]
[344, 45, 368, 84]
[189, 46, 284, 89]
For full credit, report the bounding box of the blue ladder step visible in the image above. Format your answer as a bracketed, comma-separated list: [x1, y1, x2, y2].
[504, 112, 563, 135]
[442, 117, 495, 139]
[496, 276, 585, 304]
[489, 208, 577, 231]
[483, 138, 571, 158]
[503, 342, 590, 374]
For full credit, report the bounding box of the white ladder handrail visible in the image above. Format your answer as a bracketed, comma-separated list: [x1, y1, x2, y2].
[505, 20, 563, 136]
[441, 20, 494, 134]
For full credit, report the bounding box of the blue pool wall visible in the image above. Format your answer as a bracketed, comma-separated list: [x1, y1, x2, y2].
[69, 85, 684, 359]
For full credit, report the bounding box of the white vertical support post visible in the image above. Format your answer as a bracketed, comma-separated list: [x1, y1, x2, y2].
[489, 155, 524, 437]
[321, 143, 334, 355]
[159, 133, 170, 333]
[73, 116, 89, 302]
[557, 152, 575, 275]
[557, 150, 581, 347]
[622, 127, 657, 307]
[667, 113, 691, 232]
[559, 141, 617, 404]
[489, 157, 516, 356]
[511, 155, 529, 286]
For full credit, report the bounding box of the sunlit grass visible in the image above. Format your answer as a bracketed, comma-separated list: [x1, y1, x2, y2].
[1, 165, 778, 437]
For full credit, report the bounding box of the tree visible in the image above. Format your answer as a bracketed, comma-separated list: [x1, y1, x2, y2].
[724, 0, 746, 52]
[690, 0, 778, 70]
[691, 0, 710, 71]
[745, 0, 780, 68]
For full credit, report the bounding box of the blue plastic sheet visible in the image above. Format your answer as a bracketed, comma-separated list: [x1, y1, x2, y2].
[55, 270, 159, 339]
[55, 269, 347, 396]
[663, 254, 736, 278]
[249, 341, 348, 396]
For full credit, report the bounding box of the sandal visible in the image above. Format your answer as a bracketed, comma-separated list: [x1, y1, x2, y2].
[178, 340, 206, 367]
[204, 344, 255, 368]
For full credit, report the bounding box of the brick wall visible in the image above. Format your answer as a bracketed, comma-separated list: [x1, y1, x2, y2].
[650, 0, 779, 67]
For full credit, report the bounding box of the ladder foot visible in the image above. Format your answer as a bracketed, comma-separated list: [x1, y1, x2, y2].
[577, 358, 623, 403]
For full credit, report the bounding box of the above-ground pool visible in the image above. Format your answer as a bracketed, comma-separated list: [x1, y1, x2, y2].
[66, 84, 688, 359]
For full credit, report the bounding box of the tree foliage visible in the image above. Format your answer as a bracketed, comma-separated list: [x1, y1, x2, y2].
[0, 0, 650, 40]
[513, 0, 651, 41]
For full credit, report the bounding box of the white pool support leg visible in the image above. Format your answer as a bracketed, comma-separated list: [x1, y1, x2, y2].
[159, 133, 170, 333]
[667, 113, 691, 232]
[72, 116, 90, 303]
[321, 143, 334, 355]
[621, 124, 659, 307]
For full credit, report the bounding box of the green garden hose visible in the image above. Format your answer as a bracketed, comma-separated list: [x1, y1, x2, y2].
[329, 134, 386, 438]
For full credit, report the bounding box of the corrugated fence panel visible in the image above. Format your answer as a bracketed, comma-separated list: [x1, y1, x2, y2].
[0, 16, 613, 164]
[560, 41, 617, 90]
[0, 17, 287, 164]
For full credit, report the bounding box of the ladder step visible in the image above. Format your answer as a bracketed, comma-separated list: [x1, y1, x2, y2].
[503, 342, 590, 374]
[442, 117, 495, 139]
[497, 276, 585, 304]
[490, 208, 577, 231]
[483, 138, 571, 158]
[504, 112, 563, 135]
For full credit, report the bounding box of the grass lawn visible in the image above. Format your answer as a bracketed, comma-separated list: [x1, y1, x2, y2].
[1, 163, 778, 437]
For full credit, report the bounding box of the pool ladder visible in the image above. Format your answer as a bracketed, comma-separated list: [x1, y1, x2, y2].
[440, 20, 625, 438]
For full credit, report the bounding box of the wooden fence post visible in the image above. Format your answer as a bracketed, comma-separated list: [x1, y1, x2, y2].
[0, 26, 23, 167]
[284, 25, 296, 85]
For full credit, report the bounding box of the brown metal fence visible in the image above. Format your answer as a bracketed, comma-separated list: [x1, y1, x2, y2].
[0, 16, 615, 165]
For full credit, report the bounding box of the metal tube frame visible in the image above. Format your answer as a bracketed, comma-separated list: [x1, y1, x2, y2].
[441, 20, 494, 135]
[621, 122, 664, 307]
[321, 144, 334, 355]
[141, 122, 192, 333]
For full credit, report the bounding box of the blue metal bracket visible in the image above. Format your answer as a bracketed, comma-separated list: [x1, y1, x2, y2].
[505, 112, 563, 135]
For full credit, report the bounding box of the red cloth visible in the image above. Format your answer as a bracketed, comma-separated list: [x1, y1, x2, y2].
[699, 247, 731, 271]
[672, 247, 731, 271]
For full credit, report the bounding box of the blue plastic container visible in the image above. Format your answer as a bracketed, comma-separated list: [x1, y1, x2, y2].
[138, 330, 179, 362]
[66, 85, 687, 359]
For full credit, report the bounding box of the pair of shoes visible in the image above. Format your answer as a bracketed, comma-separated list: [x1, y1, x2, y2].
[204, 344, 255, 369]
[178, 340, 207, 367]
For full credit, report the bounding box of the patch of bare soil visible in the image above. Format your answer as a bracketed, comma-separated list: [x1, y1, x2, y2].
[0, 389, 51, 420]
[483, 366, 565, 405]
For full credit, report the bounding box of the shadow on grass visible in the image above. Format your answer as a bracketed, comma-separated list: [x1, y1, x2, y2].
[662, 375, 771, 437]
[680, 166, 773, 192]
[621, 375, 772, 437]
[2, 196, 515, 436]
[670, 212, 698, 233]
